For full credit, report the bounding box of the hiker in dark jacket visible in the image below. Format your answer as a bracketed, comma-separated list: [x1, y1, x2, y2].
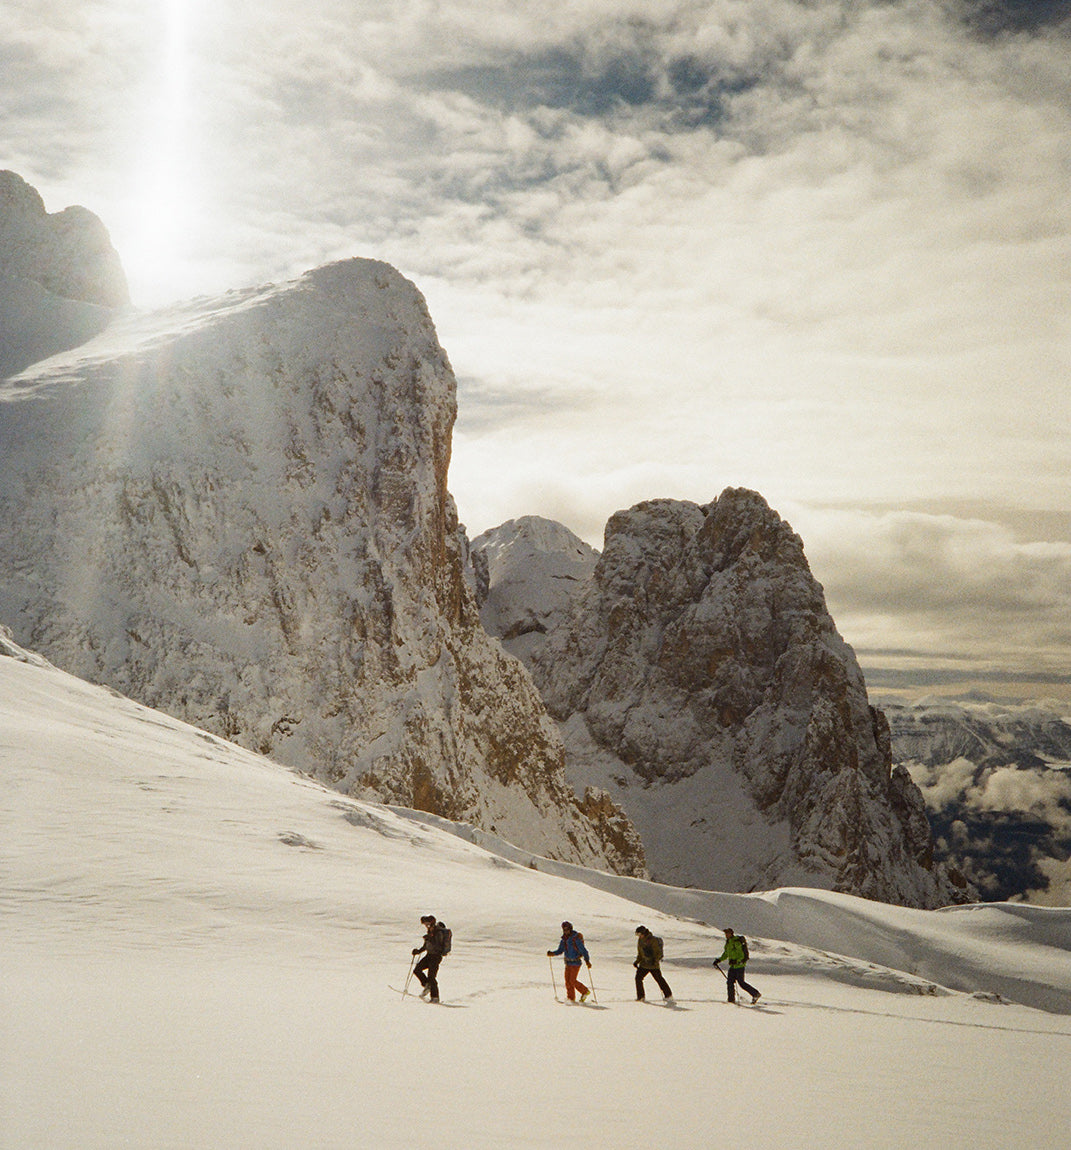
[547, 921, 592, 1002]
[412, 914, 448, 1003]
[634, 925, 673, 1002]
[714, 927, 760, 1004]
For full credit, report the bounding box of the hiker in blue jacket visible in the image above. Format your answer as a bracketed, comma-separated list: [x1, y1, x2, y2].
[548, 921, 592, 1002]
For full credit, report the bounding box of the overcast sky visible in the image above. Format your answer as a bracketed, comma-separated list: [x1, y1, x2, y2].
[3, 1, 1070, 694]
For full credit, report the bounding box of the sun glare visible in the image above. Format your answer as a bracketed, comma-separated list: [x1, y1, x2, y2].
[116, 0, 202, 306]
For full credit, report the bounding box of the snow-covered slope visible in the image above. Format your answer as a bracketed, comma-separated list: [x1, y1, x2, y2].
[0, 269, 115, 378]
[0, 260, 642, 875]
[476, 492, 965, 907]
[887, 698, 1071, 904]
[3, 639, 1069, 1149]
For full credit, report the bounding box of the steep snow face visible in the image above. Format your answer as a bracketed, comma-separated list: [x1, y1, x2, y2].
[471, 516, 598, 665]
[487, 490, 967, 907]
[0, 171, 128, 377]
[0, 258, 644, 875]
[887, 699, 1071, 904]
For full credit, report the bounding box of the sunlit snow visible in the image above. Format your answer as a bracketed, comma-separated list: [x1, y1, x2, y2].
[3, 640, 1069, 1148]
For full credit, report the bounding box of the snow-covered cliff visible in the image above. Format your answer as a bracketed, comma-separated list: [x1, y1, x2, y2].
[0, 258, 644, 875]
[0, 171, 127, 377]
[472, 516, 599, 665]
[474, 494, 968, 907]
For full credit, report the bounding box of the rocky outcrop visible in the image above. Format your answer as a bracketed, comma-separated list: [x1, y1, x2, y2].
[0, 170, 129, 308]
[479, 490, 968, 906]
[0, 258, 645, 876]
[0, 171, 127, 377]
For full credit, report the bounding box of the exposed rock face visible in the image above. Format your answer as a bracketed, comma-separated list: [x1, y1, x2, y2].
[0, 258, 645, 876]
[0, 171, 128, 377]
[479, 490, 968, 906]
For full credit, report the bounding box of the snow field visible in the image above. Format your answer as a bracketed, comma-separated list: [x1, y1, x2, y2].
[3, 654, 1070, 1148]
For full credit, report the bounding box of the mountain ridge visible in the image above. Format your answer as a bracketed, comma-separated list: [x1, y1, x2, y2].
[473, 498, 970, 907]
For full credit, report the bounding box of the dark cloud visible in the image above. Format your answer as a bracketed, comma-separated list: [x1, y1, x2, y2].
[955, 0, 1071, 36]
[867, 667, 1071, 692]
[422, 45, 757, 131]
[427, 49, 656, 116]
[794, 507, 1071, 675]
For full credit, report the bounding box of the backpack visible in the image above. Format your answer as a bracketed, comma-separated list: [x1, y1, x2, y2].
[439, 924, 452, 956]
[739, 935, 749, 962]
[652, 935, 664, 963]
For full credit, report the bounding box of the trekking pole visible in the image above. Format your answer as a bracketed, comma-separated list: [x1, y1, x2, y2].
[713, 960, 728, 982]
[402, 953, 416, 998]
[587, 964, 598, 1005]
[549, 955, 560, 1002]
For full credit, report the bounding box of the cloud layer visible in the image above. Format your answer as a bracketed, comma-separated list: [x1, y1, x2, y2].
[3, 1, 1069, 682]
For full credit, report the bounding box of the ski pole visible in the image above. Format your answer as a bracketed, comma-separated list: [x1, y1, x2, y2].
[549, 955, 560, 1002]
[587, 964, 598, 1005]
[402, 953, 416, 998]
[713, 960, 727, 981]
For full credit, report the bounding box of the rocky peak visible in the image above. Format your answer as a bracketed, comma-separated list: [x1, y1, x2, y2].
[471, 516, 598, 663]
[486, 488, 967, 906]
[0, 258, 644, 877]
[1, 171, 128, 377]
[0, 170, 129, 308]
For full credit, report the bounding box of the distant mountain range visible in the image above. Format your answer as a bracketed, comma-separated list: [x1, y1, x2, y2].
[882, 698, 1071, 904]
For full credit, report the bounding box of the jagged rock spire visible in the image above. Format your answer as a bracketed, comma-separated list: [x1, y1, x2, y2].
[480, 490, 969, 906]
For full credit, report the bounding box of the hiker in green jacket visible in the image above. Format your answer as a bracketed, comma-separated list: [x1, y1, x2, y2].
[714, 927, 760, 1004]
[634, 925, 673, 1002]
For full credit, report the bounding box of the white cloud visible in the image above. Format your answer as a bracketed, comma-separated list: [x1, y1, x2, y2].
[907, 756, 979, 811]
[788, 506, 1071, 673]
[3, 1, 1070, 679]
[970, 765, 1071, 830]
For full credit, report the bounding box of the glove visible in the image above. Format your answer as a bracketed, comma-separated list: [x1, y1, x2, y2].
[547, 950, 554, 957]
[633, 961, 639, 968]
[412, 948, 420, 956]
